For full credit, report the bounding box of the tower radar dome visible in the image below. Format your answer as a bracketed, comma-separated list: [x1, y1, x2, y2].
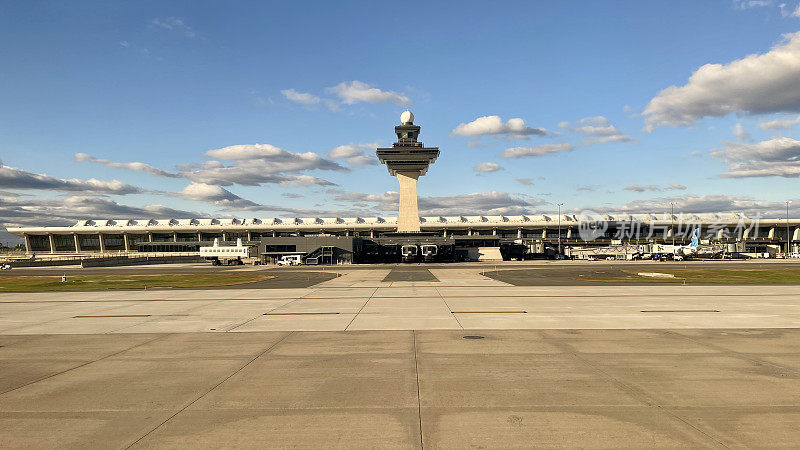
[400, 110, 414, 125]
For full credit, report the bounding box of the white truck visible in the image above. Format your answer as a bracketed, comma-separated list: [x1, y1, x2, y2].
[277, 254, 304, 266]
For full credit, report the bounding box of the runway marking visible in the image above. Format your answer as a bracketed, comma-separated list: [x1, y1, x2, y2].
[641, 310, 720, 313]
[73, 314, 191, 318]
[74, 314, 151, 318]
[264, 312, 340, 316]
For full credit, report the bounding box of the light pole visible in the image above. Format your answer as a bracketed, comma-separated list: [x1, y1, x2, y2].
[557, 202, 564, 255]
[787, 200, 792, 257]
[670, 202, 676, 247]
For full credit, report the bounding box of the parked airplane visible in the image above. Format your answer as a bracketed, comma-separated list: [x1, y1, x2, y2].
[674, 228, 701, 258]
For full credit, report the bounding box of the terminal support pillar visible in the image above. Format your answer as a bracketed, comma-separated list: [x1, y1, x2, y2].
[396, 171, 421, 232]
[793, 227, 799, 242]
[246, 231, 252, 241]
[173, 232, 178, 242]
[98, 234, 106, 253]
[123, 234, 130, 251]
[492, 228, 497, 236]
[442, 229, 447, 238]
[148, 232, 153, 242]
[197, 232, 202, 242]
[566, 228, 572, 239]
[370, 230, 375, 238]
[222, 231, 228, 242]
[48, 234, 55, 253]
[24, 234, 31, 253]
[768, 227, 776, 239]
[73, 234, 81, 252]
[542, 229, 547, 239]
[517, 228, 522, 239]
[272, 231, 277, 237]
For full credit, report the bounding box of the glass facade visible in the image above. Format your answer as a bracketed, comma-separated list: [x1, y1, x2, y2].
[29, 235, 50, 252]
[103, 234, 125, 250]
[79, 235, 100, 250]
[53, 234, 75, 252]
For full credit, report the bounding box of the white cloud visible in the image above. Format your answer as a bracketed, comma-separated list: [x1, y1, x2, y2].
[624, 183, 687, 192]
[0, 195, 202, 228]
[713, 136, 800, 161]
[332, 189, 546, 216]
[0, 162, 142, 195]
[644, 32, 800, 131]
[611, 193, 797, 216]
[328, 143, 379, 166]
[452, 115, 547, 139]
[176, 144, 346, 187]
[473, 162, 503, 173]
[560, 116, 634, 145]
[74, 153, 181, 178]
[149, 17, 196, 38]
[624, 184, 661, 192]
[733, 0, 774, 9]
[759, 115, 800, 129]
[733, 123, 752, 141]
[328, 81, 410, 106]
[280, 89, 320, 105]
[177, 183, 261, 209]
[713, 136, 800, 177]
[501, 143, 574, 158]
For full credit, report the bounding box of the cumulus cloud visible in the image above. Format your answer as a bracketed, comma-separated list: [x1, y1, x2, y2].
[149, 17, 195, 38]
[624, 183, 687, 192]
[452, 115, 547, 140]
[473, 162, 503, 173]
[328, 143, 379, 166]
[0, 162, 143, 195]
[644, 32, 800, 131]
[74, 153, 181, 178]
[713, 136, 800, 177]
[759, 115, 800, 129]
[733, 123, 752, 141]
[560, 116, 634, 145]
[331, 189, 546, 216]
[0, 195, 202, 228]
[280, 89, 320, 105]
[611, 194, 798, 216]
[515, 178, 535, 186]
[328, 81, 410, 106]
[179, 144, 346, 186]
[177, 183, 262, 210]
[502, 143, 574, 158]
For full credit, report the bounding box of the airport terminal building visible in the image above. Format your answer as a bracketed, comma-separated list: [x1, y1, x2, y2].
[7, 213, 800, 261]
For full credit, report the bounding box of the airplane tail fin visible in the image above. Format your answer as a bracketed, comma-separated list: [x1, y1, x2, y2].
[690, 228, 700, 248]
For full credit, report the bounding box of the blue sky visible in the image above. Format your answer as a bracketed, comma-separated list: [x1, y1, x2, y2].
[3, 0, 800, 239]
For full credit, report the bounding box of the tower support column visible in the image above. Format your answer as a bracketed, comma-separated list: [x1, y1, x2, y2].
[396, 171, 421, 232]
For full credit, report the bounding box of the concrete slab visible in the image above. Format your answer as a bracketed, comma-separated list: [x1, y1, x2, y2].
[0, 329, 798, 448]
[130, 408, 422, 449]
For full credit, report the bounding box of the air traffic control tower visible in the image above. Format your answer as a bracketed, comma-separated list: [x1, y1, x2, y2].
[376, 111, 439, 232]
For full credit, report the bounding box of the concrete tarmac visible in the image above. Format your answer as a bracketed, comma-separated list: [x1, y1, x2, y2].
[1, 329, 798, 448]
[1, 265, 799, 448]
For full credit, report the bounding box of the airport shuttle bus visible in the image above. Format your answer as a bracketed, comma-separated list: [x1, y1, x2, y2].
[420, 244, 438, 262]
[401, 244, 418, 263]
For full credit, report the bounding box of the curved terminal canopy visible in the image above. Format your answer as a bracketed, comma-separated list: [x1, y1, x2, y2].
[400, 110, 414, 125]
